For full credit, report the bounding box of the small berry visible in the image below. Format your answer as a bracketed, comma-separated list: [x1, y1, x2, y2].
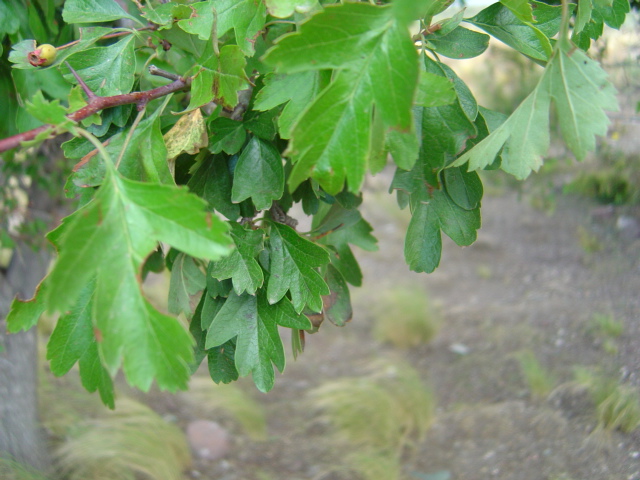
[28, 44, 57, 67]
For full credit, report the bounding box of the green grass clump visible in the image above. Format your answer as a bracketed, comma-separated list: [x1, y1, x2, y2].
[575, 368, 640, 433]
[183, 377, 267, 440]
[310, 362, 435, 455]
[564, 148, 640, 205]
[516, 351, 556, 400]
[576, 226, 603, 254]
[587, 313, 624, 354]
[589, 313, 624, 338]
[55, 398, 191, 480]
[372, 287, 440, 349]
[345, 450, 402, 480]
[0, 457, 49, 480]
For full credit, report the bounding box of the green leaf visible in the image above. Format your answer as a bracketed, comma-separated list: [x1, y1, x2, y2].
[177, 1, 214, 40]
[253, 71, 331, 139]
[187, 45, 249, 111]
[188, 154, 241, 221]
[263, 3, 392, 72]
[8, 39, 37, 70]
[79, 341, 116, 408]
[451, 41, 618, 178]
[467, 3, 553, 61]
[265, 0, 319, 18]
[428, 26, 490, 59]
[216, 0, 267, 56]
[267, 222, 330, 313]
[6, 282, 47, 333]
[423, 0, 455, 24]
[25, 91, 73, 128]
[315, 211, 378, 287]
[168, 253, 206, 317]
[62, 0, 139, 24]
[232, 136, 284, 211]
[322, 264, 352, 326]
[404, 189, 480, 273]
[500, 0, 534, 23]
[574, 0, 593, 35]
[264, 3, 419, 194]
[594, 0, 629, 29]
[415, 63, 478, 171]
[47, 281, 96, 376]
[243, 108, 279, 141]
[0, 1, 20, 37]
[547, 41, 618, 160]
[415, 71, 457, 108]
[392, 0, 434, 26]
[61, 36, 136, 97]
[190, 293, 208, 372]
[442, 167, 483, 210]
[44, 166, 233, 391]
[46, 280, 115, 408]
[530, 1, 564, 38]
[205, 291, 311, 392]
[209, 222, 265, 296]
[208, 340, 239, 384]
[99, 100, 173, 184]
[387, 129, 419, 171]
[208, 117, 247, 155]
[436, 9, 465, 36]
[55, 27, 117, 68]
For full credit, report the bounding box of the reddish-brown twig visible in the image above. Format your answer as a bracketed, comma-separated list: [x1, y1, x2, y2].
[0, 67, 191, 154]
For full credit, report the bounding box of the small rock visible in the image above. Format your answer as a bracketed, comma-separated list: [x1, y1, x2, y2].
[591, 205, 615, 221]
[449, 343, 470, 355]
[187, 420, 231, 460]
[617, 215, 640, 238]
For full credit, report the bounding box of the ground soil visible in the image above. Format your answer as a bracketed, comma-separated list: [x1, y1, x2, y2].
[159, 172, 640, 480]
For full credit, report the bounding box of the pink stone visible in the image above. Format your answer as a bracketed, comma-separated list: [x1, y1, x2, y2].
[186, 420, 231, 460]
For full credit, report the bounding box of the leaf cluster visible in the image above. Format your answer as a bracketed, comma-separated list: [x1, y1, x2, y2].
[1, 0, 626, 404]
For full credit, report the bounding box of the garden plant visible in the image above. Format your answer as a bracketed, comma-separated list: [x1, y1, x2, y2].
[0, 0, 630, 410]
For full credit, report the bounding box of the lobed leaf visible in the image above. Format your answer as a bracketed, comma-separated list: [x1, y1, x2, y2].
[267, 222, 330, 313]
[209, 222, 265, 296]
[231, 136, 285, 211]
[451, 39, 618, 178]
[205, 291, 311, 392]
[264, 3, 420, 193]
[43, 166, 233, 392]
[62, 0, 139, 24]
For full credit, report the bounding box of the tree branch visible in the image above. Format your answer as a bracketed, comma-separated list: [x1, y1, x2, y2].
[0, 71, 191, 154]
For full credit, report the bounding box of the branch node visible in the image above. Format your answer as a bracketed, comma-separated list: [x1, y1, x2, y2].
[148, 65, 181, 81]
[66, 62, 98, 101]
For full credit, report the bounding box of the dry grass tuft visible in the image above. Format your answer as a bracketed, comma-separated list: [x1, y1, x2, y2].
[372, 287, 440, 349]
[55, 397, 190, 480]
[310, 361, 435, 455]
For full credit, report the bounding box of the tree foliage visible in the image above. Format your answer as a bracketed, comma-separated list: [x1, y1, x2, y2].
[0, 0, 626, 406]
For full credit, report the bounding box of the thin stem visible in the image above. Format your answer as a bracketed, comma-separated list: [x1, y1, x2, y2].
[211, 5, 220, 56]
[76, 128, 114, 167]
[56, 28, 149, 51]
[115, 107, 146, 170]
[558, 0, 571, 46]
[142, 53, 158, 74]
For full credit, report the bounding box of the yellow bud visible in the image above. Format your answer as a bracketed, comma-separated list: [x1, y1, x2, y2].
[28, 43, 57, 67]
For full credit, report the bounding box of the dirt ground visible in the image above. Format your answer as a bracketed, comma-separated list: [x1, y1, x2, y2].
[151, 169, 640, 480]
